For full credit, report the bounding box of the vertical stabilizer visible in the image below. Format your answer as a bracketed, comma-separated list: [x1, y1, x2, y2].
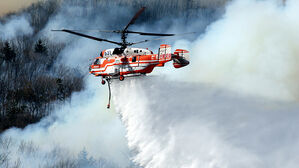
[158, 44, 172, 64]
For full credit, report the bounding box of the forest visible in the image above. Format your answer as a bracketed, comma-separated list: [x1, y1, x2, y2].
[0, 0, 84, 133]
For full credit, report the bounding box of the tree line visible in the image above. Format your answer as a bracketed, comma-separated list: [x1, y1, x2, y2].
[0, 37, 84, 133]
[0, 137, 137, 168]
[0, 0, 85, 132]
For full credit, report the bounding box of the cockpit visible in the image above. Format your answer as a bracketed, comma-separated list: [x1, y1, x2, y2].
[113, 48, 125, 55]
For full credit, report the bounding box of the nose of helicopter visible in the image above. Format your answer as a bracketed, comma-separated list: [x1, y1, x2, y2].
[89, 64, 93, 74]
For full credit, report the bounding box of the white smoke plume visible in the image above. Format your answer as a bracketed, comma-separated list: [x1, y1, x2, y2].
[113, 0, 299, 168]
[0, 15, 33, 40]
[191, 0, 299, 101]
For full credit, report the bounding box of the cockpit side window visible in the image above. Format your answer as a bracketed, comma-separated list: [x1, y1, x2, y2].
[94, 59, 100, 65]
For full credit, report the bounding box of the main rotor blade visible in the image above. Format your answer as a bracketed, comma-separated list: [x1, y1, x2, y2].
[127, 32, 196, 46]
[62, 29, 175, 36]
[123, 7, 146, 32]
[126, 30, 175, 36]
[58, 29, 122, 33]
[52, 29, 122, 46]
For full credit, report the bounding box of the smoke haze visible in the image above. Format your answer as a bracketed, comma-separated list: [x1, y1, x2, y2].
[0, 15, 33, 40]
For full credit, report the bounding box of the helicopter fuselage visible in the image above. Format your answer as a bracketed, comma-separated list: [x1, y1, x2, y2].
[89, 45, 189, 80]
[90, 47, 167, 78]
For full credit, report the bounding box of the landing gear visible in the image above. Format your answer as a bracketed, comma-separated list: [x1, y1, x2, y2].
[119, 75, 125, 81]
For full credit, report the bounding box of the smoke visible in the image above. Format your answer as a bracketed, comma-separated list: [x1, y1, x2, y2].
[112, 0, 299, 168]
[190, 0, 299, 101]
[0, 15, 33, 40]
[1, 77, 131, 167]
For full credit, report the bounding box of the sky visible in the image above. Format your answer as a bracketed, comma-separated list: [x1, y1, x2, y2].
[0, 0, 38, 16]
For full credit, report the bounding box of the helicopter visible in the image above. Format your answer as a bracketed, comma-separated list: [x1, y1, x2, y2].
[52, 7, 191, 108]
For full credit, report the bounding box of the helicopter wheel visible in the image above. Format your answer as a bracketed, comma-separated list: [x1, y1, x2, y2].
[101, 79, 106, 85]
[119, 75, 125, 81]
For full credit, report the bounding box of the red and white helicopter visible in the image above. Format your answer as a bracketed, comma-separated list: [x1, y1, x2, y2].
[53, 7, 191, 108]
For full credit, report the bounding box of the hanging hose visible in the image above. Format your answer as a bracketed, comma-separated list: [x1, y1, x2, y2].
[107, 78, 112, 109]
